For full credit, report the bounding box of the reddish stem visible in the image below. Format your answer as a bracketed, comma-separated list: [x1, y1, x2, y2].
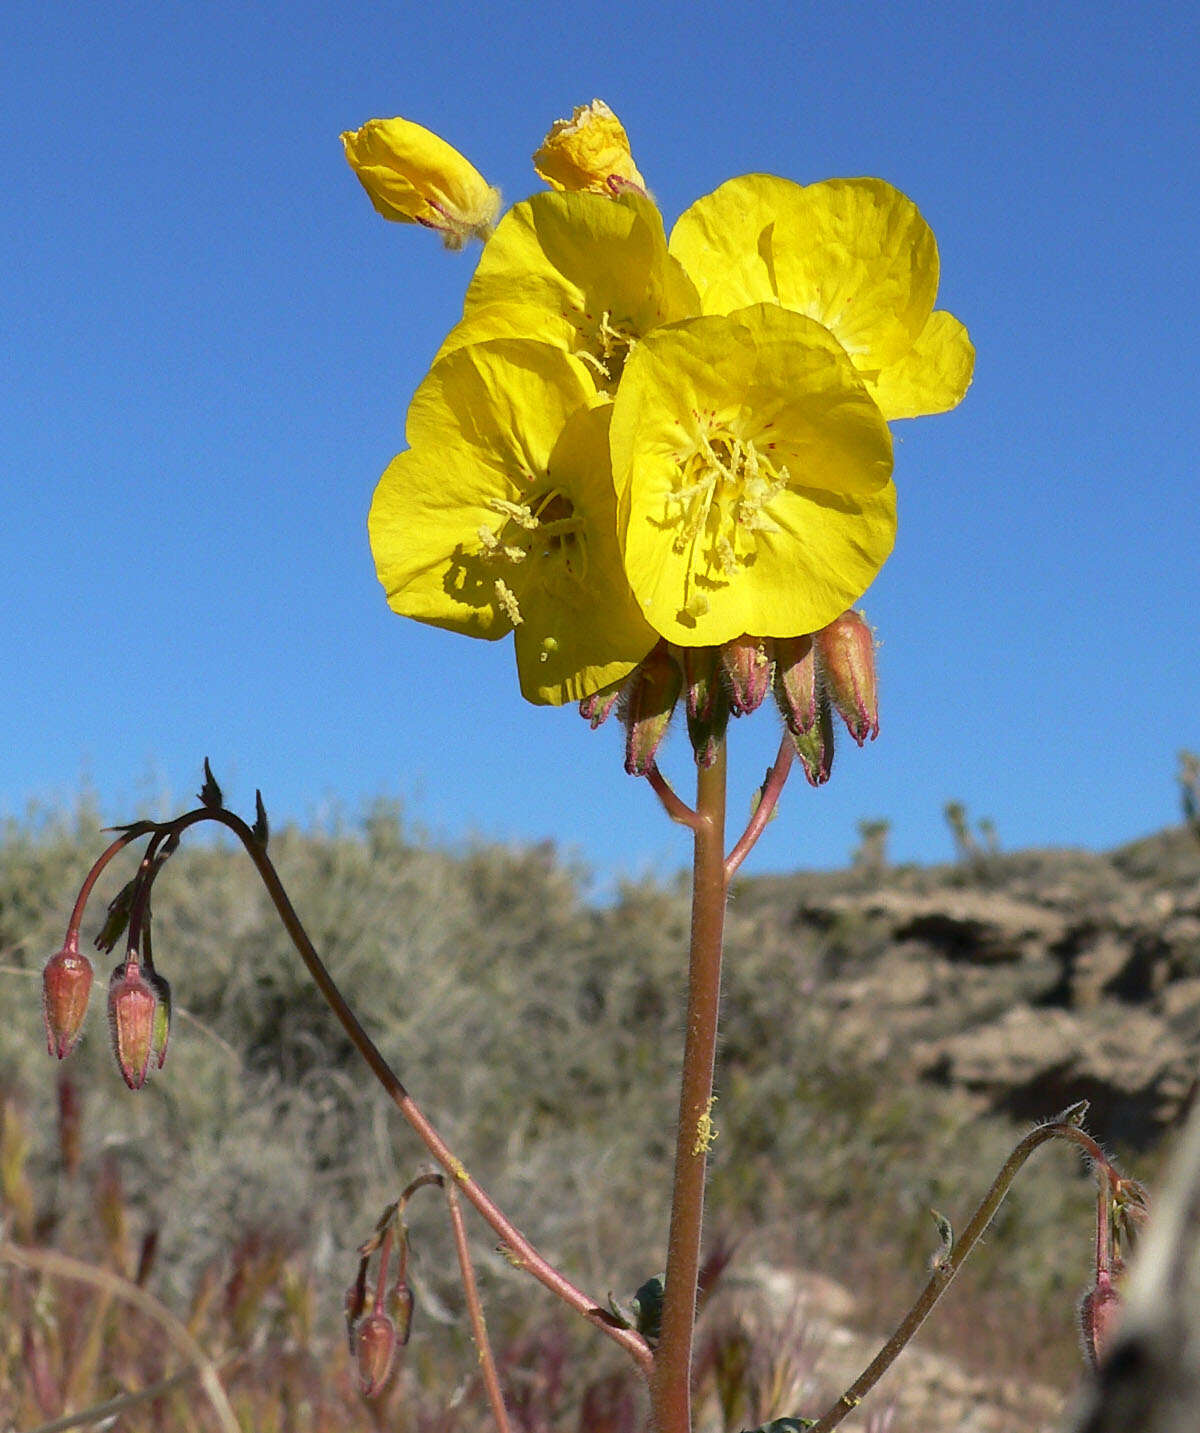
[645, 763, 702, 830]
[724, 732, 795, 880]
[445, 1181, 512, 1433]
[651, 743, 728, 1433]
[101, 806, 652, 1374]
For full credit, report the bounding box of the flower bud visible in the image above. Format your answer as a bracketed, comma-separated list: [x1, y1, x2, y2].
[533, 99, 646, 196]
[107, 960, 158, 1090]
[390, 1279, 415, 1346]
[144, 969, 172, 1070]
[355, 1311, 398, 1397]
[681, 645, 729, 769]
[580, 682, 622, 729]
[1080, 1269, 1122, 1369]
[623, 645, 682, 776]
[773, 634, 817, 735]
[720, 635, 773, 717]
[341, 116, 500, 250]
[791, 693, 836, 787]
[815, 610, 879, 745]
[42, 941, 93, 1059]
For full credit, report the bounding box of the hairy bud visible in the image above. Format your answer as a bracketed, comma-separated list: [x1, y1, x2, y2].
[1080, 1268, 1122, 1369]
[43, 942, 94, 1059]
[815, 609, 879, 745]
[355, 1311, 398, 1396]
[773, 634, 818, 736]
[720, 635, 773, 716]
[107, 961, 158, 1090]
[791, 693, 836, 787]
[681, 645, 729, 768]
[623, 645, 681, 776]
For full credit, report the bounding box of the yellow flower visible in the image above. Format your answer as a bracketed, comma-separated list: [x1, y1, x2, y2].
[368, 340, 657, 704]
[435, 190, 698, 394]
[341, 116, 500, 249]
[669, 175, 974, 419]
[611, 305, 896, 646]
[533, 99, 646, 196]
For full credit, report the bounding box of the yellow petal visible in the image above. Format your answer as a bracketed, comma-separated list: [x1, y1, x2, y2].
[511, 405, 657, 704]
[371, 341, 594, 636]
[341, 116, 500, 248]
[432, 302, 581, 368]
[867, 309, 975, 420]
[611, 308, 895, 646]
[460, 190, 698, 393]
[668, 173, 798, 314]
[369, 442, 519, 638]
[405, 338, 593, 471]
[767, 178, 939, 371]
[533, 99, 646, 196]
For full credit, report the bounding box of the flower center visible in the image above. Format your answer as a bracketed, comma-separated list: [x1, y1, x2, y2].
[662, 421, 788, 623]
[476, 489, 587, 627]
[573, 309, 638, 391]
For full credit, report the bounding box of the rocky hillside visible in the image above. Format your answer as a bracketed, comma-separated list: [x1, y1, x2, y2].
[735, 825, 1200, 1153]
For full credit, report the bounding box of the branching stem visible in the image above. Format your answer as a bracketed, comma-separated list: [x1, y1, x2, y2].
[445, 1180, 512, 1433]
[808, 1113, 1112, 1432]
[73, 806, 653, 1374]
[725, 732, 794, 880]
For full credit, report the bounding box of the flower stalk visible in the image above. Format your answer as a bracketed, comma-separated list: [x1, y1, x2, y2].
[652, 740, 729, 1432]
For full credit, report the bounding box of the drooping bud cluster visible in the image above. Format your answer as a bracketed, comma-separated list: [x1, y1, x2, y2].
[346, 1213, 415, 1400]
[579, 608, 880, 784]
[43, 763, 261, 1088]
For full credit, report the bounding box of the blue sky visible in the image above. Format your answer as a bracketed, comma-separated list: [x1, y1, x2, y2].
[3, 1, 1197, 884]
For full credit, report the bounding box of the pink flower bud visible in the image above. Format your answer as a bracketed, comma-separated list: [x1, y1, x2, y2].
[580, 683, 621, 729]
[680, 645, 729, 768]
[107, 960, 158, 1090]
[623, 645, 681, 776]
[791, 696, 836, 786]
[1080, 1269, 1122, 1369]
[773, 634, 818, 736]
[720, 636, 773, 716]
[815, 610, 879, 745]
[355, 1311, 398, 1396]
[42, 941, 94, 1059]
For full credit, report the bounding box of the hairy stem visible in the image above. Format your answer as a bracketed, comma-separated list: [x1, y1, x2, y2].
[808, 1111, 1108, 1432]
[651, 743, 728, 1433]
[445, 1181, 512, 1433]
[96, 807, 653, 1373]
[725, 732, 794, 880]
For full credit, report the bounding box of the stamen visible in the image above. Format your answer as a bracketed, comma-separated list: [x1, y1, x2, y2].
[660, 427, 790, 614]
[476, 487, 590, 624]
[494, 579, 523, 625]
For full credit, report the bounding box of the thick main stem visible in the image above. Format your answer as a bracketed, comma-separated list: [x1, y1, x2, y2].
[651, 745, 728, 1433]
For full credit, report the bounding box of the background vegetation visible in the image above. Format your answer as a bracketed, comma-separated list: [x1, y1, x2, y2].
[1, 796, 1181, 1429]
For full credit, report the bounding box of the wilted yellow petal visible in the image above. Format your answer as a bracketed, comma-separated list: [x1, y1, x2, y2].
[533, 99, 646, 196]
[612, 306, 895, 646]
[341, 116, 500, 249]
